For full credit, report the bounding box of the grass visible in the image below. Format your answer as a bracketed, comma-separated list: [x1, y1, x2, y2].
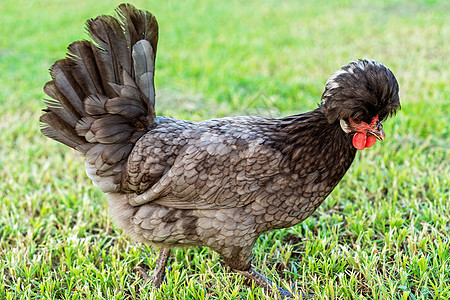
[0, 0, 449, 299]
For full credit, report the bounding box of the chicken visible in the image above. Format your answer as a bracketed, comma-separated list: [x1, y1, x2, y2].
[40, 3, 400, 297]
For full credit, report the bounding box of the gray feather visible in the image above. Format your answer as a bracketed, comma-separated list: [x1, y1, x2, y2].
[132, 40, 155, 106]
[84, 94, 108, 115]
[68, 41, 104, 95]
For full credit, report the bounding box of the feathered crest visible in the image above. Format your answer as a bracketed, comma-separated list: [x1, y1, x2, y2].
[320, 59, 400, 124]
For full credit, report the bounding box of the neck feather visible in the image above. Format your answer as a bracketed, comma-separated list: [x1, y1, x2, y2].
[273, 109, 357, 176]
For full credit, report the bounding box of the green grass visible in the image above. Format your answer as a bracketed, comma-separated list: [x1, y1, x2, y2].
[1, 0, 449, 299]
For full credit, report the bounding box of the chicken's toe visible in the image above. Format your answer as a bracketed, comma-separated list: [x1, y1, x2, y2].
[135, 247, 171, 289]
[236, 267, 314, 299]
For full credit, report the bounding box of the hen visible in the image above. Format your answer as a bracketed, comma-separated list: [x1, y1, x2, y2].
[40, 3, 400, 297]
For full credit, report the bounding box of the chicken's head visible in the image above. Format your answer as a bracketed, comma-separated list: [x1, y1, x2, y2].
[319, 59, 400, 150]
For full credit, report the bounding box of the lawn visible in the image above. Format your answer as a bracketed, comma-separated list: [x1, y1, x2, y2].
[0, 0, 449, 299]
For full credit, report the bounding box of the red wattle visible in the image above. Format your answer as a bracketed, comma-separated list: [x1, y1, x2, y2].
[352, 133, 378, 150]
[352, 132, 367, 150]
[365, 135, 377, 148]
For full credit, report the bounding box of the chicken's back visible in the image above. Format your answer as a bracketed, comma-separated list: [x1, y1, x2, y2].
[123, 115, 284, 207]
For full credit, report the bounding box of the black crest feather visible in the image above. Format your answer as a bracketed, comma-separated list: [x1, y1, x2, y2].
[320, 59, 400, 124]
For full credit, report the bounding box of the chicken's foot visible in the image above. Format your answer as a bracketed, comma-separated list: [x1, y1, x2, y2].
[135, 247, 171, 288]
[235, 268, 296, 298]
[237, 267, 315, 299]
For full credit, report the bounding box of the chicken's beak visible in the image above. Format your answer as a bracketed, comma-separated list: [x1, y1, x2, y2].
[368, 121, 385, 142]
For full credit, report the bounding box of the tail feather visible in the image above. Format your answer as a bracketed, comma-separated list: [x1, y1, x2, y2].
[48, 61, 88, 117]
[132, 40, 156, 105]
[40, 112, 90, 151]
[117, 3, 159, 53]
[40, 4, 158, 193]
[83, 94, 109, 115]
[67, 41, 104, 95]
[43, 96, 79, 127]
[87, 15, 130, 97]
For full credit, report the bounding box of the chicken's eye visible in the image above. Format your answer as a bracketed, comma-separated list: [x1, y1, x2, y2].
[351, 117, 361, 124]
[356, 116, 373, 124]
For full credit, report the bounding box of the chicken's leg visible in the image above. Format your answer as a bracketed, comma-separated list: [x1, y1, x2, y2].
[135, 247, 171, 288]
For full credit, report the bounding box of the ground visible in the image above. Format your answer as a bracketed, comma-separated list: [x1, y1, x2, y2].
[0, 0, 449, 299]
